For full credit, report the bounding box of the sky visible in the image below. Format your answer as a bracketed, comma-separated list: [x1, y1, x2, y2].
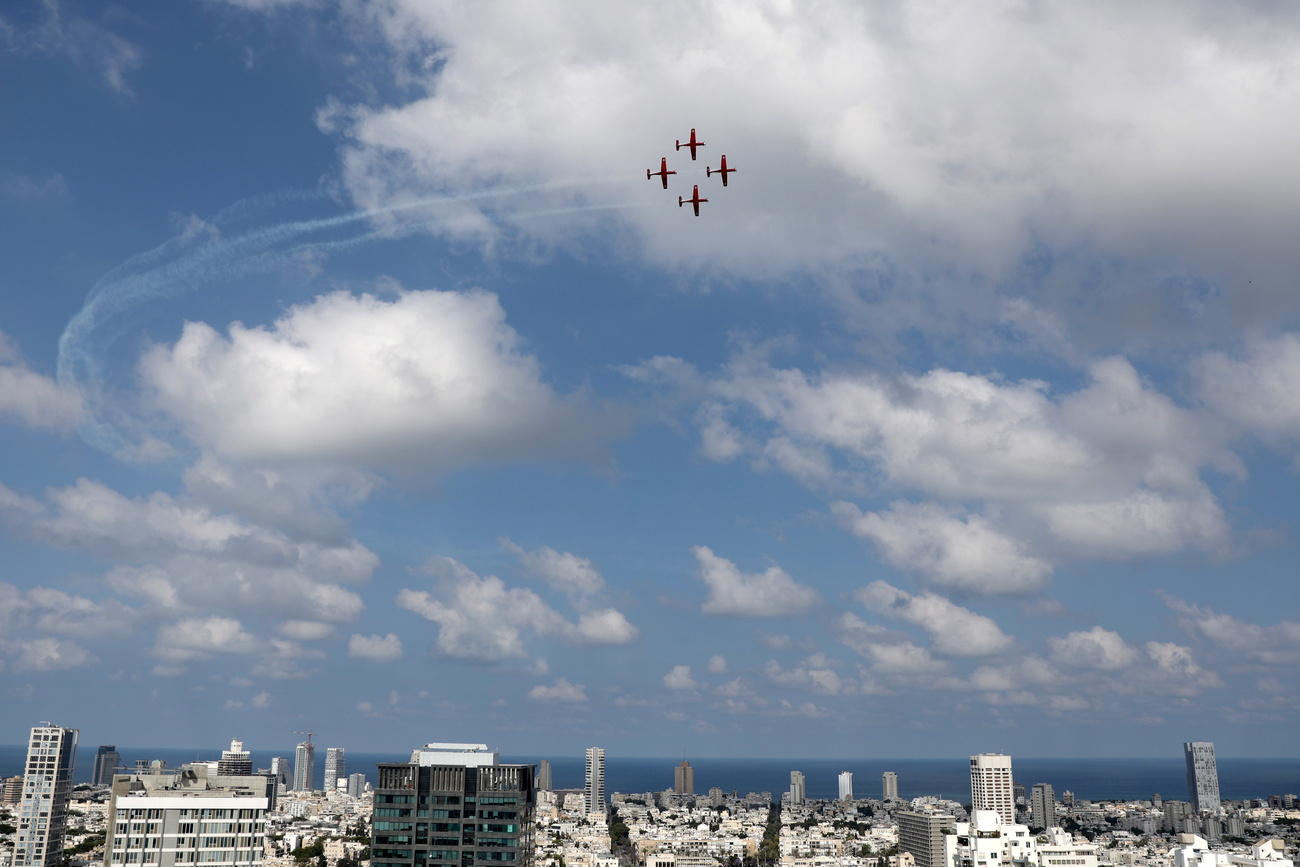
[1, 0, 1299, 759]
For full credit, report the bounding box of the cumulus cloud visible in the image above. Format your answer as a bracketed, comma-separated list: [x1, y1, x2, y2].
[857, 581, 1012, 657]
[0, 332, 82, 432]
[1163, 595, 1300, 664]
[500, 538, 606, 599]
[1196, 333, 1300, 442]
[141, 290, 617, 473]
[833, 501, 1050, 594]
[153, 617, 258, 662]
[663, 664, 697, 691]
[692, 545, 819, 616]
[528, 677, 587, 703]
[279, 620, 333, 641]
[348, 633, 404, 662]
[707, 654, 727, 674]
[1145, 641, 1222, 691]
[764, 657, 846, 695]
[1049, 626, 1138, 670]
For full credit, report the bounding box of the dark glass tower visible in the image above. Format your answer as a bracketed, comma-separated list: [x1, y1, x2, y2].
[372, 760, 534, 867]
[93, 745, 120, 786]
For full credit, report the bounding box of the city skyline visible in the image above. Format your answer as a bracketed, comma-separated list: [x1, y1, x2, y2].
[2, 0, 1300, 757]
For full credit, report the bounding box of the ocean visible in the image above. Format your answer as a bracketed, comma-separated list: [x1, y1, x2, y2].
[1, 746, 1297, 802]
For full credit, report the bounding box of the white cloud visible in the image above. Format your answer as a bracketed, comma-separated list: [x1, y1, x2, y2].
[707, 654, 727, 674]
[500, 538, 605, 598]
[0, 332, 82, 432]
[572, 609, 639, 644]
[1164, 596, 1300, 664]
[857, 581, 1012, 657]
[1145, 641, 1222, 691]
[764, 657, 845, 695]
[251, 690, 272, 708]
[1048, 626, 1137, 670]
[1196, 333, 1300, 441]
[12, 637, 92, 672]
[279, 620, 333, 641]
[141, 290, 616, 473]
[663, 664, 697, 691]
[692, 545, 819, 616]
[348, 633, 404, 662]
[153, 617, 258, 662]
[833, 500, 1050, 594]
[528, 677, 587, 703]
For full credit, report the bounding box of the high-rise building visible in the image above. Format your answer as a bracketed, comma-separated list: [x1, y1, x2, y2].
[537, 760, 552, 791]
[218, 739, 253, 776]
[371, 743, 534, 867]
[1031, 783, 1056, 830]
[838, 771, 854, 801]
[969, 753, 1015, 825]
[2, 776, 24, 805]
[674, 761, 695, 795]
[584, 747, 606, 815]
[789, 770, 806, 805]
[105, 764, 272, 867]
[15, 723, 79, 867]
[1184, 742, 1221, 814]
[93, 746, 121, 786]
[347, 773, 366, 798]
[269, 756, 290, 789]
[898, 810, 954, 867]
[293, 739, 315, 792]
[324, 747, 346, 792]
[883, 771, 899, 801]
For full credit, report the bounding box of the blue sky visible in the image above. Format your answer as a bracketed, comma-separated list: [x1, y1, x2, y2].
[2, 0, 1300, 759]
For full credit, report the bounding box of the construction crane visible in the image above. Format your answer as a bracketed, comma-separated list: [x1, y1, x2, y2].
[291, 730, 315, 744]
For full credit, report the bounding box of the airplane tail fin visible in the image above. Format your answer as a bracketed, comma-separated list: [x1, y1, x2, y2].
[678, 197, 684, 207]
[706, 168, 713, 177]
[674, 141, 681, 150]
[646, 169, 651, 180]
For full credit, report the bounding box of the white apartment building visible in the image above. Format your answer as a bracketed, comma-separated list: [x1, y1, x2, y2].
[944, 812, 1098, 867]
[585, 747, 607, 816]
[883, 773, 899, 801]
[1172, 836, 1293, 867]
[969, 755, 1015, 825]
[838, 772, 854, 801]
[15, 724, 78, 867]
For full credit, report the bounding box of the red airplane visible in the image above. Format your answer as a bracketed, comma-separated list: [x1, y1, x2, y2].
[675, 128, 705, 160]
[678, 184, 708, 216]
[707, 154, 736, 186]
[646, 157, 677, 189]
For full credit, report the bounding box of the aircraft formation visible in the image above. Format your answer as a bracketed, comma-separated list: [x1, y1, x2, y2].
[645, 128, 736, 216]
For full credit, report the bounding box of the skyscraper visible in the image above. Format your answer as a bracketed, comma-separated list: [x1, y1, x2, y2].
[838, 771, 854, 801]
[789, 770, 806, 805]
[218, 739, 252, 776]
[674, 761, 694, 795]
[1184, 741, 1221, 814]
[15, 723, 78, 867]
[347, 773, 366, 798]
[324, 747, 346, 792]
[969, 753, 1015, 824]
[293, 738, 315, 792]
[93, 745, 121, 786]
[897, 810, 954, 867]
[371, 743, 534, 867]
[269, 756, 290, 789]
[1031, 782, 1056, 830]
[584, 747, 606, 815]
[537, 759, 552, 791]
[882, 771, 899, 801]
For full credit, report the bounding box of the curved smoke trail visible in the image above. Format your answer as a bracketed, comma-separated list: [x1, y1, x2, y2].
[57, 181, 644, 454]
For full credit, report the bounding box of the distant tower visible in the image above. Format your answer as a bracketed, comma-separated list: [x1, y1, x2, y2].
[218, 739, 252, 776]
[838, 771, 854, 801]
[882, 771, 899, 801]
[674, 760, 695, 795]
[1184, 741, 1221, 814]
[1031, 783, 1056, 829]
[93, 745, 120, 786]
[789, 770, 806, 805]
[323, 747, 346, 792]
[15, 723, 79, 867]
[347, 772, 366, 798]
[538, 759, 552, 791]
[269, 756, 290, 789]
[969, 753, 1014, 824]
[584, 747, 606, 814]
[293, 737, 316, 792]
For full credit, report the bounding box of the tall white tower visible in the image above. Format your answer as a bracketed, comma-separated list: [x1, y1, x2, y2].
[1184, 742, 1221, 814]
[789, 770, 806, 805]
[969, 753, 1014, 824]
[293, 738, 315, 792]
[838, 771, 854, 801]
[15, 724, 78, 867]
[218, 739, 252, 775]
[882, 771, 899, 800]
[323, 747, 346, 792]
[584, 747, 606, 815]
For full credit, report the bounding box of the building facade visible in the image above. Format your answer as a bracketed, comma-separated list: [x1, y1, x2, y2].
[268, 757, 290, 790]
[1030, 783, 1056, 831]
[584, 748, 605, 815]
[347, 773, 366, 798]
[882, 772, 899, 801]
[838, 771, 853, 801]
[2, 776, 24, 805]
[969, 754, 1015, 825]
[324, 748, 347, 793]
[15, 724, 78, 867]
[94, 746, 122, 786]
[293, 740, 315, 792]
[673, 762, 694, 795]
[371, 745, 535, 867]
[898, 810, 954, 867]
[218, 741, 252, 776]
[788, 771, 806, 805]
[536, 761, 551, 792]
[1184, 742, 1221, 814]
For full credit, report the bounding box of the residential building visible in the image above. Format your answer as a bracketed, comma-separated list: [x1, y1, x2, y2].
[293, 739, 315, 792]
[882, 772, 899, 801]
[898, 810, 954, 867]
[1034, 828, 1099, 867]
[347, 773, 366, 798]
[324, 747, 346, 792]
[2, 776, 23, 805]
[585, 747, 606, 815]
[93, 746, 121, 786]
[943, 810, 1036, 867]
[537, 760, 552, 792]
[371, 743, 534, 867]
[1030, 783, 1055, 830]
[838, 771, 853, 801]
[1172, 835, 1293, 867]
[1184, 742, 1222, 814]
[268, 757, 290, 789]
[104, 764, 272, 867]
[218, 740, 253, 776]
[969, 754, 1015, 825]
[788, 771, 805, 805]
[15, 724, 78, 867]
[673, 761, 694, 795]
